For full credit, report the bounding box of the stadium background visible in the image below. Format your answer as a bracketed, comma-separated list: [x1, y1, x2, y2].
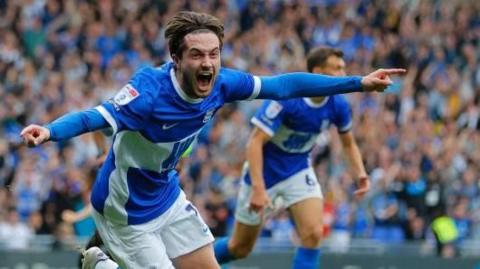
[0, 0, 479, 268]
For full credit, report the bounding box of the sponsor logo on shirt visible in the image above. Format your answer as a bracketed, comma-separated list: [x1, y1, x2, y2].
[113, 84, 139, 106]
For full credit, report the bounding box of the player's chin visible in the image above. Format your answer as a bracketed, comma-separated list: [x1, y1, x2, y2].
[194, 84, 213, 98]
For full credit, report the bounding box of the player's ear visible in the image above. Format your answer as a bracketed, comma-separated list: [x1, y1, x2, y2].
[171, 54, 179, 68]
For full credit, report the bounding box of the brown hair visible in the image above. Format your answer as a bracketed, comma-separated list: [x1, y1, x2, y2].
[306, 47, 344, 72]
[165, 11, 224, 59]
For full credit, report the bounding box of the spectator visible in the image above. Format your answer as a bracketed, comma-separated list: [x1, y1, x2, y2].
[0, 208, 34, 250]
[370, 178, 406, 243]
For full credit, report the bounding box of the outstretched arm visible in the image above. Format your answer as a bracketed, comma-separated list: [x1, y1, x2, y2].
[257, 68, 406, 100]
[21, 108, 109, 147]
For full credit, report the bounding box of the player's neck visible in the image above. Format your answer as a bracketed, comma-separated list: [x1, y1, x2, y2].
[309, 97, 325, 104]
[172, 68, 203, 103]
[174, 70, 191, 97]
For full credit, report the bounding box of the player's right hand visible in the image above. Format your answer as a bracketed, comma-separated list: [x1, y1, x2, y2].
[20, 124, 50, 147]
[361, 68, 406, 92]
[249, 188, 273, 213]
[353, 176, 371, 200]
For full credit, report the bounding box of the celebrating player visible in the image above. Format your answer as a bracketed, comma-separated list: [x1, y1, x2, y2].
[21, 11, 404, 269]
[214, 47, 370, 269]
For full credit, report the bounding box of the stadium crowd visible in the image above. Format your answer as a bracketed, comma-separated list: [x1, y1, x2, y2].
[0, 0, 479, 256]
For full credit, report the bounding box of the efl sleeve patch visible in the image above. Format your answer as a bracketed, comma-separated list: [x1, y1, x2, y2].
[265, 101, 283, 119]
[113, 84, 140, 106]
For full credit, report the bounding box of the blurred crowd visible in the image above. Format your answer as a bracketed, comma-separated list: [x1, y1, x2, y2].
[0, 0, 479, 256]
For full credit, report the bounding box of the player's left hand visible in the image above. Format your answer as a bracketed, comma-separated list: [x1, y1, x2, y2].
[353, 176, 370, 199]
[20, 124, 50, 147]
[361, 68, 406, 92]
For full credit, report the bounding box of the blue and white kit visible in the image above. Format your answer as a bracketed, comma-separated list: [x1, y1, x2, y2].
[45, 61, 362, 267]
[236, 96, 353, 225]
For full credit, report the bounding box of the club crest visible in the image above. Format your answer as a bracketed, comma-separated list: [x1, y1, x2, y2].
[203, 109, 215, 123]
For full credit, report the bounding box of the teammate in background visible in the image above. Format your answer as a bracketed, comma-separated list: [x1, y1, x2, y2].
[214, 47, 370, 269]
[21, 11, 403, 269]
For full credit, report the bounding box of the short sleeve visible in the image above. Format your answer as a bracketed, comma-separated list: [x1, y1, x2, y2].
[221, 68, 261, 103]
[250, 100, 286, 137]
[96, 69, 156, 133]
[332, 95, 353, 133]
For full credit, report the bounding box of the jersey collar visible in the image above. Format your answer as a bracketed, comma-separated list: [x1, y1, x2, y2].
[170, 68, 204, 104]
[304, 97, 329, 108]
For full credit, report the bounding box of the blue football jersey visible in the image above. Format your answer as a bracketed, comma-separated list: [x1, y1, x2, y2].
[91, 62, 261, 225]
[244, 96, 352, 188]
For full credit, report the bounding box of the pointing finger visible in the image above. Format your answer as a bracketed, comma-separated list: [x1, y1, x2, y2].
[382, 68, 407, 75]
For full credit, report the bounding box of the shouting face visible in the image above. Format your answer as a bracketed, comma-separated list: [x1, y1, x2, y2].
[174, 31, 221, 99]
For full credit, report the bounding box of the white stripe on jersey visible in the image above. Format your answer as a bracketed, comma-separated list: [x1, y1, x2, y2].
[96, 105, 118, 134]
[247, 76, 262, 100]
[338, 120, 353, 133]
[103, 164, 128, 224]
[102, 130, 198, 225]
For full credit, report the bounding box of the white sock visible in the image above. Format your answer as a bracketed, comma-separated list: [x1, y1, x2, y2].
[95, 259, 120, 269]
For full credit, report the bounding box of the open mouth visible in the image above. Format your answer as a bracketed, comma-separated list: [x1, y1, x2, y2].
[197, 72, 213, 89]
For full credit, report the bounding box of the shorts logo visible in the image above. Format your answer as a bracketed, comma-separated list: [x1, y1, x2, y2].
[306, 174, 316, 186]
[185, 203, 198, 216]
[113, 84, 139, 106]
[265, 101, 283, 119]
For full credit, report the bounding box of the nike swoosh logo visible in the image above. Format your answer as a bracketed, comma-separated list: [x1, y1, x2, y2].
[162, 123, 179, 130]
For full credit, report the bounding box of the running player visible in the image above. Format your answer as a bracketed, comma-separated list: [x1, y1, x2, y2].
[214, 47, 370, 269]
